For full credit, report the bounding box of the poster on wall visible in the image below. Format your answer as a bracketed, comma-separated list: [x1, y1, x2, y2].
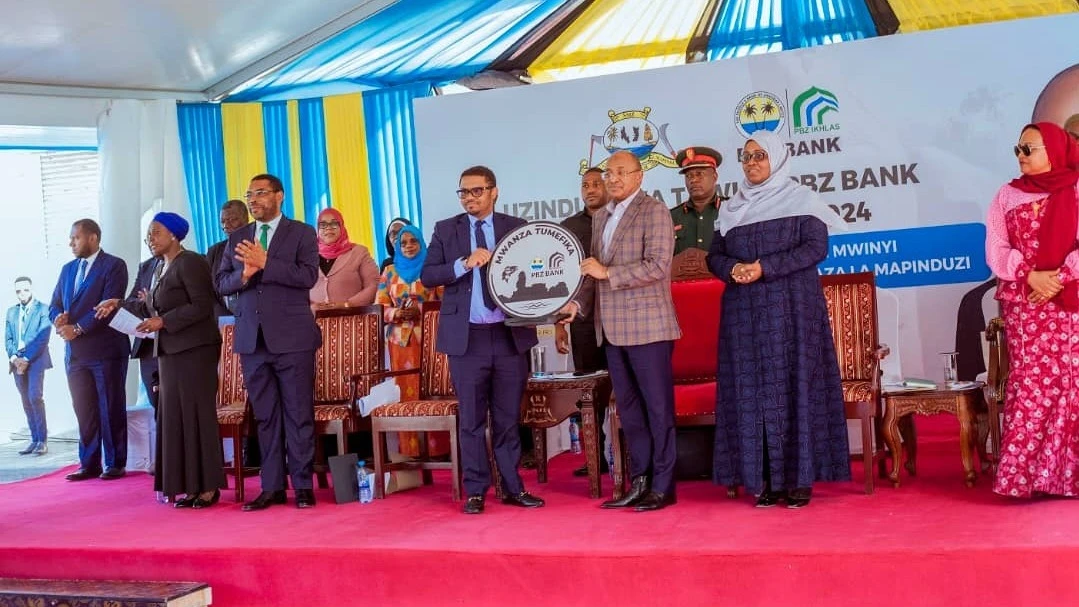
[414, 14, 1079, 381]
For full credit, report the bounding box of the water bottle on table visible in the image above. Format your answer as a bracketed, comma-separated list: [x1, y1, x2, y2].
[356, 459, 373, 503]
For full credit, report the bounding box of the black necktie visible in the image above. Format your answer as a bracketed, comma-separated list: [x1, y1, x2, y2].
[474, 220, 495, 310]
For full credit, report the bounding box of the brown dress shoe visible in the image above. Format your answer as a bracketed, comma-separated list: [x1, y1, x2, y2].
[99, 467, 126, 480]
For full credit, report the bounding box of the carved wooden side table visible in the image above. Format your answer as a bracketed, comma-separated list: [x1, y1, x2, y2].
[522, 372, 611, 498]
[881, 384, 989, 488]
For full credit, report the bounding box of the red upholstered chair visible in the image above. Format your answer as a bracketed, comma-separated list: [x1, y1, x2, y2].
[363, 301, 463, 501]
[313, 305, 384, 488]
[216, 318, 258, 502]
[821, 272, 890, 494]
[609, 249, 725, 498]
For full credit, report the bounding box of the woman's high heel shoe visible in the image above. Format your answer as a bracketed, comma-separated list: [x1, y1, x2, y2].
[192, 489, 220, 509]
[174, 495, 197, 509]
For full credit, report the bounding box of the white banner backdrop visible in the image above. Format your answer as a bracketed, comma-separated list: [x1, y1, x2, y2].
[415, 14, 1079, 382]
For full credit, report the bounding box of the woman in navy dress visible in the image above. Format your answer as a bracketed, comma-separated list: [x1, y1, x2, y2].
[707, 131, 849, 508]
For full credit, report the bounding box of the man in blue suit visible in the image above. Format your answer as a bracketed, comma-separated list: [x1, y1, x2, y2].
[217, 173, 322, 511]
[6, 276, 53, 455]
[49, 219, 131, 480]
[422, 165, 544, 514]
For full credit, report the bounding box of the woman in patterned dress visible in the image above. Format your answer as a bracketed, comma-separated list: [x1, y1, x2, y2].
[986, 122, 1079, 498]
[708, 131, 849, 508]
[376, 225, 446, 457]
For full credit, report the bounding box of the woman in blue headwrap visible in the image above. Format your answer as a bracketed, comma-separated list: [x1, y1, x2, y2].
[375, 225, 445, 457]
[96, 212, 225, 508]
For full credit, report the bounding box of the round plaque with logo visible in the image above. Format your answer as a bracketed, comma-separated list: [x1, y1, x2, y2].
[486, 221, 584, 326]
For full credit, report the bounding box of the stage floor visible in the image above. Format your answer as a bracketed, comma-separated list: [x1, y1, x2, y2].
[1, 417, 1078, 606]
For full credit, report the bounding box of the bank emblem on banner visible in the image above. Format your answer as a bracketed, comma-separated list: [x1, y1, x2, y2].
[734, 91, 785, 138]
[791, 86, 840, 135]
[580, 107, 677, 174]
[488, 222, 584, 326]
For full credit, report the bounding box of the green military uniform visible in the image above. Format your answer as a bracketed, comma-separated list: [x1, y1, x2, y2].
[671, 195, 721, 254]
[671, 145, 723, 255]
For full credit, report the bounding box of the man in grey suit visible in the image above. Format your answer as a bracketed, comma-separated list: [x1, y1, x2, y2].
[216, 173, 322, 511]
[5, 277, 52, 455]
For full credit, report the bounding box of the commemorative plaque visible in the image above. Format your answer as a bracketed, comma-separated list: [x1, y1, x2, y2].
[487, 221, 584, 326]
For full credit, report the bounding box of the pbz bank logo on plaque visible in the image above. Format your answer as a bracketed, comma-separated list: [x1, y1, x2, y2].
[488, 222, 584, 326]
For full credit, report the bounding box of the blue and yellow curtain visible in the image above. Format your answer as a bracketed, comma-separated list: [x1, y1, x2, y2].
[177, 83, 432, 259]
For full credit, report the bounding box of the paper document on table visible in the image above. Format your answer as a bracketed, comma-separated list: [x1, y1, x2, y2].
[108, 308, 156, 339]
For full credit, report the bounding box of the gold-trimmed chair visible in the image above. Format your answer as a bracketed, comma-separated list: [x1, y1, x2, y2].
[821, 272, 890, 494]
[362, 301, 463, 501]
[216, 318, 258, 502]
[984, 317, 1008, 470]
[313, 304, 384, 488]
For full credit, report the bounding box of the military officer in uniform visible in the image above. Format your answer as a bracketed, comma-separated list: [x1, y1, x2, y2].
[671, 146, 724, 254]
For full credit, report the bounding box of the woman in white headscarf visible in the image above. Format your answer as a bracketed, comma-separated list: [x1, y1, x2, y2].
[707, 130, 849, 509]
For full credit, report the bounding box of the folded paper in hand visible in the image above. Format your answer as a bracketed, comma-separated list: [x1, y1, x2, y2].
[357, 377, 400, 416]
[108, 308, 156, 339]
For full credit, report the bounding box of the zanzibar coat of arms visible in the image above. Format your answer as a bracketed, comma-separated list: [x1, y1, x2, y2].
[580, 107, 678, 174]
[487, 222, 584, 324]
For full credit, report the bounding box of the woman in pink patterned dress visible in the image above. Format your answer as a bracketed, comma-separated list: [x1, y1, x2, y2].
[986, 122, 1079, 498]
[376, 225, 446, 458]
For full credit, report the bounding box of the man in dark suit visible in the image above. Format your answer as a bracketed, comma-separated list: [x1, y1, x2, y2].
[49, 219, 131, 480]
[205, 199, 250, 317]
[6, 276, 52, 455]
[556, 167, 609, 477]
[216, 173, 322, 511]
[422, 165, 545, 515]
[127, 251, 162, 412]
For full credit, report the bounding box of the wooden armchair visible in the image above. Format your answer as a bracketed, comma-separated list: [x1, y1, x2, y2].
[313, 305, 384, 487]
[216, 318, 258, 502]
[984, 317, 1007, 469]
[821, 272, 890, 494]
[363, 301, 463, 501]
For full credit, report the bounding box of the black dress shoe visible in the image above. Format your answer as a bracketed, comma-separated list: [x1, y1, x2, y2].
[99, 467, 126, 480]
[174, 495, 198, 509]
[18, 442, 36, 455]
[755, 491, 785, 508]
[573, 462, 610, 477]
[242, 490, 287, 511]
[601, 475, 650, 509]
[66, 468, 102, 481]
[192, 490, 221, 509]
[786, 488, 812, 509]
[501, 491, 545, 508]
[31, 442, 47, 456]
[295, 489, 316, 509]
[463, 495, 485, 514]
[634, 490, 676, 512]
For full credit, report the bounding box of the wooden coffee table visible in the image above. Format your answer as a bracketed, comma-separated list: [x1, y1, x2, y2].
[881, 384, 989, 488]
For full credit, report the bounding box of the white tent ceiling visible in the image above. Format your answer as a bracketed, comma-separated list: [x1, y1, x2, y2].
[0, 0, 397, 100]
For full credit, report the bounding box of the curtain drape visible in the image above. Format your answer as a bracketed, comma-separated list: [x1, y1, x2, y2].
[176, 104, 227, 252]
[363, 82, 433, 263]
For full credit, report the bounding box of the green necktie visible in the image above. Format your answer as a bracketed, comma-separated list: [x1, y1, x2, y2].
[259, 224, 270, 250]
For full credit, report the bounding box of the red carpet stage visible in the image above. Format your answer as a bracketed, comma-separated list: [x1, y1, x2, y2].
[2, 417, 1078, 606]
